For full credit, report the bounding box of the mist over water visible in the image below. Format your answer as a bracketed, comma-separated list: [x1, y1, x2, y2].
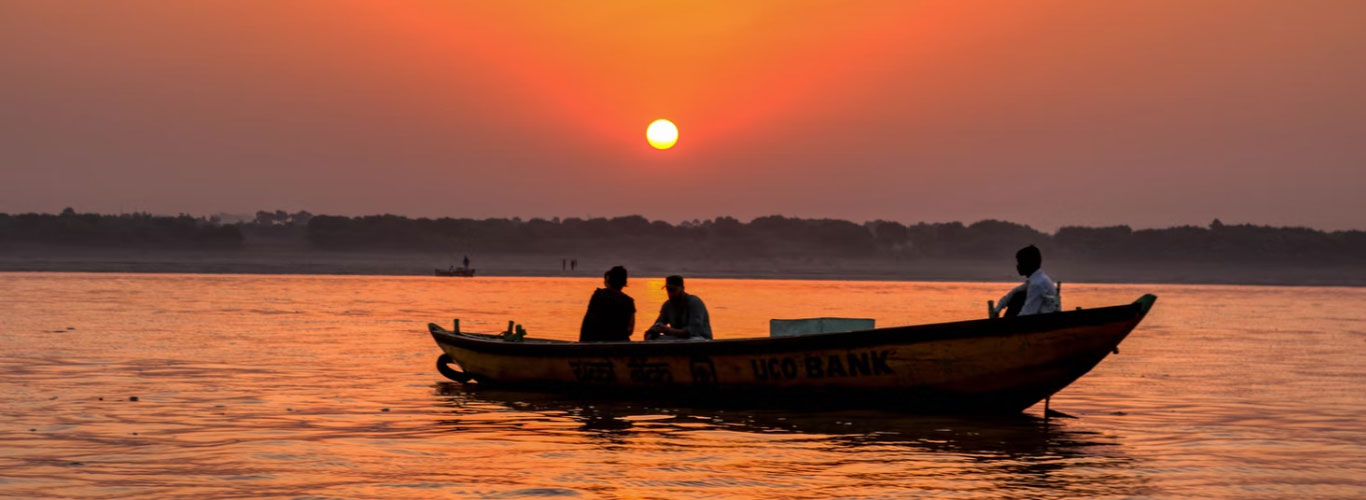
[1, 273, 1363, 498]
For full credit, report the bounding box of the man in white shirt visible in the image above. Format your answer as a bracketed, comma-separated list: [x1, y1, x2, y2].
[993, 245, 1060, 318]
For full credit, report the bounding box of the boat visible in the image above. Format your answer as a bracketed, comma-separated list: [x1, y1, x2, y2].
[428, 294, 1157, 413]
[434, 267, 476, 277]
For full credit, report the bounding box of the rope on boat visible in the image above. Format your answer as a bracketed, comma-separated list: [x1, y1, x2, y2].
[436, 354, 473, 383]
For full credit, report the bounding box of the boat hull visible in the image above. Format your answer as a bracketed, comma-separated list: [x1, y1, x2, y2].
[430, 295, 1156, 413]
[434, 268, 476, 277]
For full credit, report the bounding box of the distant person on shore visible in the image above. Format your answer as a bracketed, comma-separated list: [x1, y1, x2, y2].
[993, 245, 1060, 318]
[579, 266, 636, 342]
[571, 259, 577, 271]
[645, 275, 713, 341]
[462, 255, 470, 269]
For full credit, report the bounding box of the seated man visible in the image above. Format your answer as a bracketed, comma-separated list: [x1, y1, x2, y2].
[644, 275, 713, 341]
[993, 245, 1060, 318]
[578, 266, 636, 342]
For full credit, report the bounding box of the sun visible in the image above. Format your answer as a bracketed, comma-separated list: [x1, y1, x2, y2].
[646, 119, 678, 150]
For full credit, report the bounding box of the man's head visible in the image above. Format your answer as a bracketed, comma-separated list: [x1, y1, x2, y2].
[1015, 245, 1042, 276]
[664, 275, 685, 301]
[604, 266, 627, 290]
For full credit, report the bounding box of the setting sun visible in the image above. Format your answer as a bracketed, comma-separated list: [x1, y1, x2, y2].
[646, 119, 678, 150]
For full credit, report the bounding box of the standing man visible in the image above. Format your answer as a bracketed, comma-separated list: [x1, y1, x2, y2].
[645, 275, 713, 341]
[462, 255, 470, 270]
[579, 266, 636, 342]
[993, 245, 1060, 318]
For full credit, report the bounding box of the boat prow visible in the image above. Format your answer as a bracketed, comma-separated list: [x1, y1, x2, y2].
[429, 294, 1157, 413]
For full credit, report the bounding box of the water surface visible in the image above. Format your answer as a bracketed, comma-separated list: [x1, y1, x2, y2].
[1, 273, 1363, 498]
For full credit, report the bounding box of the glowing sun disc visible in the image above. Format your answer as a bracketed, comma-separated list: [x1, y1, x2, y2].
[647, 119, 678, 150]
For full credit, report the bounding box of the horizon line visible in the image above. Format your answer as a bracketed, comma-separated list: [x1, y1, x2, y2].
[8, 208, 1364, 234]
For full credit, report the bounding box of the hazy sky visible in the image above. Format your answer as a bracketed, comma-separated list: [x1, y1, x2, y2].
[3, 1, 1364, 230]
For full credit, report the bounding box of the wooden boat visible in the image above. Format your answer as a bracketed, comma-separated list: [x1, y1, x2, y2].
[434, 267, 476, 277]
[429, 294, 1157, 413]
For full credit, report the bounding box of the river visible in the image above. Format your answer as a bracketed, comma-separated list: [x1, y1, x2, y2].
[1, 273, 1362, 498]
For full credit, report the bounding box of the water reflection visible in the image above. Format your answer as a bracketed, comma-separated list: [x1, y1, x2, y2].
[433, 382, 1153, 498]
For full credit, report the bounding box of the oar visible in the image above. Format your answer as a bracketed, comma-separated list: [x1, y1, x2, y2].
[1043, 397, 1078, 419]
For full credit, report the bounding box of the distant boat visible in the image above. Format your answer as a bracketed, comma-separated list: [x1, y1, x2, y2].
[435, 267, 476, 277]
[428, 295, 1157, 413]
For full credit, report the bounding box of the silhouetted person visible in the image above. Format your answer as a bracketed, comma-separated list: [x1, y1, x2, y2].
[462, 255, 470, 269]
[571, 259, 577, 271]
[993, 245, 1060, 318]
[645, 275, 713, 341]
[579, 266, 636, 342]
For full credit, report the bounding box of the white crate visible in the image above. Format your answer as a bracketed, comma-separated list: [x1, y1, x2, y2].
[769, 317, 875, 337]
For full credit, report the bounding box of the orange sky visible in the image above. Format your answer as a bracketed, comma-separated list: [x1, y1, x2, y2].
[2, 1, 1364, 229]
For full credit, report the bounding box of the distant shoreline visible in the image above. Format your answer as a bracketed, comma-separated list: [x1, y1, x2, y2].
[3, 246, 1364, 287]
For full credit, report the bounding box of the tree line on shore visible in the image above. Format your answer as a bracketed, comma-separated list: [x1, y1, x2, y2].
[0, 208, 242, 247]
[305, 214, 1366, 264]
[3, 209, 1364, 264]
